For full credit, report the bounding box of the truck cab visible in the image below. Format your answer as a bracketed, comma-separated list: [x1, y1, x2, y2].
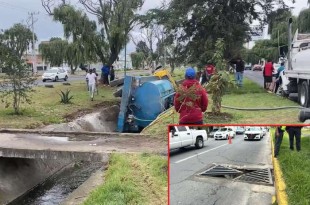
[169, 126, 208, 150]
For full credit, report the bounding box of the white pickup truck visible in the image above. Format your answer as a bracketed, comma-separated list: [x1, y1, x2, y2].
[169, 126, 208, 150]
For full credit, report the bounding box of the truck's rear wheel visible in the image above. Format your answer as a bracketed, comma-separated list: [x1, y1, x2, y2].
[299, 81, 310, 107]
[195, 137, 204, 149]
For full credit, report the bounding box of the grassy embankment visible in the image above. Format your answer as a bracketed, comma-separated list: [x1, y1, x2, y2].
[272, 128, 310, 205]
[83, 153, 168, 205]
[0, 81, 117, 129]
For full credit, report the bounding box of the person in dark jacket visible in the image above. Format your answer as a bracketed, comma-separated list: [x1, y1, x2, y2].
[174, 67, 208, 125]
[110, 65, 115, 82]
[101, 65, 110, 85]
[230, 57, 245, 87]
[274, 126, 286, 158]
[286, 126, 303, 151]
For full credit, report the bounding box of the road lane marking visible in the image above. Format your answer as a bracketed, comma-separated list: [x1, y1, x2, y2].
[173, 143, 228, 164]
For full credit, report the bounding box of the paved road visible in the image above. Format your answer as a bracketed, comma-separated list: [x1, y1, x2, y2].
[170, 132, 274, 205]
[36, 70, 151, 86]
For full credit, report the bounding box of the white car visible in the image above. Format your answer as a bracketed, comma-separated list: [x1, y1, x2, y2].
[169, 126, 208, 150]
[209, 127, 219, 138]
[42, 67, 68, 82]
[214, 127, 236, 140]
[236, 126, 245, 134]
[244, 127, 264, 141]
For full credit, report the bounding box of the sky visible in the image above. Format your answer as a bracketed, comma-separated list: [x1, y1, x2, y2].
[0, 0, 308, 53]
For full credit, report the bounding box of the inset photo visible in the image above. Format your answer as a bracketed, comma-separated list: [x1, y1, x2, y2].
[169, 125, 310, 205]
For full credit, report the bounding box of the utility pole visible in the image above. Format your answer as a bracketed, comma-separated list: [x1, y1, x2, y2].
[28, 12, 39, 74]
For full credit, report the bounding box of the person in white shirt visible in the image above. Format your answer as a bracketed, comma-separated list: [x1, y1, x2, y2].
[86, 69, 97, 101]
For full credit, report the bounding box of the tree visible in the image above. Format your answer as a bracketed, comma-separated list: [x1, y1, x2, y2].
[52, 5, 98, 74]
[39, 37, 68, 67]
[148, 0, 290, 67]
[0, 25, 37, 114]
[42, 0, 144, 66]
[136, 41, 150, 57]
[298, 8, 310, 33]
[0, 23, 35, 59]
[205, 38, 234, 114]
[130, 52, 144, 69]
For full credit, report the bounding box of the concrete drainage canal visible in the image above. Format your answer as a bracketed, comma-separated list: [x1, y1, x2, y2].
[0, 105, 128, 205]
[1, 158, 105, 205]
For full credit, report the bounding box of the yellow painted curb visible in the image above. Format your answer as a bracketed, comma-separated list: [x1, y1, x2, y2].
[271, 133, 289, 205]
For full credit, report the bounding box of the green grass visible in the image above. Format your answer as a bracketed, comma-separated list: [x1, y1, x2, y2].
[0, 81, 117, 129]
[83, 153, 167, 205]
[143, 77, 301, 135]
[272, 129, 310, 205]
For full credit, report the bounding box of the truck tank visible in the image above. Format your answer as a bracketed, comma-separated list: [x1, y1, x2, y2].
[117, 75, 175, 133]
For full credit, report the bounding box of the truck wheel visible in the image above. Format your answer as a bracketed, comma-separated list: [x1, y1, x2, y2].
[195, 137, 204, 149]
[299, 81, 310, 107]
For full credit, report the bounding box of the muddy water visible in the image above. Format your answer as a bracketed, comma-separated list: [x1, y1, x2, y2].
[9, 161, 103, 205]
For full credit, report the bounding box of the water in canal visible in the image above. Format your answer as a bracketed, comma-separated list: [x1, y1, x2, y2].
[9, 161, 103, 205]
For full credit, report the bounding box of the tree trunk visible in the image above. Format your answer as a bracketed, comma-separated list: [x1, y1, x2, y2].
[108, 51, 119, 66]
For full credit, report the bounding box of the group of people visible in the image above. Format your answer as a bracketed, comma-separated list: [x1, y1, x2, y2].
[85, 65, 116, 101]
[263, 59, 285, 94]
[274, 126, 303, 158]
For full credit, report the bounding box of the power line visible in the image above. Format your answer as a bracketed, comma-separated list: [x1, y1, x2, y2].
[0, 0, 31, 12]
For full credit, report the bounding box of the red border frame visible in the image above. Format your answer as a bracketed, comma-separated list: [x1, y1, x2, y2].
[167, 123, 310, 205]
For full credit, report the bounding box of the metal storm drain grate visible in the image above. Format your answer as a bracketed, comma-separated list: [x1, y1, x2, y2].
[201, 165, 243, 176]
[234, 168, 273, 185]
[199, 164, 273, 186]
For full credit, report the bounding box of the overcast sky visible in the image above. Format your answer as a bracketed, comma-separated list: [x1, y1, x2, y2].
[0, 0, 308, 53]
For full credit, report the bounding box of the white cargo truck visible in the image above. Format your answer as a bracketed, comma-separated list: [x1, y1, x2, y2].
[282, 18, 310, 107]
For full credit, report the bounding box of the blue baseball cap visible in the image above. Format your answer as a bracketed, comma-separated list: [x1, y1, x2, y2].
[185, 67, 196, 79]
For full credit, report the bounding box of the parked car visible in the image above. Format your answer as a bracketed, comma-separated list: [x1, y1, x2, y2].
[244, 127, 264, 141]
[169, 126, 208, 150]
[245, 63, 252, 70]
[42, 67, 68, 82]
[214, 127, 236, 140]
[252, 64, 263, 71]
[209, 127, 219, 138]
[236, 126, 245, 134]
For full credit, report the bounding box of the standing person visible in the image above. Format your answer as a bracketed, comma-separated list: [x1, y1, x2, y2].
[200, 67, 207, 85]
[230, 57, 245, 87]
[274, 126, 286, 158]
[85, 68, 90, 91]
[286, 126, 303, 152]
[206, 63, 216, 82]
[101, 65, 110, 85]
[263, 59, 274, 91]
[274, 62, 285, 94]
[174, 67, 208, 125]
[92, 68, 99, 95]
[110, 65, 115, 82]
[86, 69, 97, 101]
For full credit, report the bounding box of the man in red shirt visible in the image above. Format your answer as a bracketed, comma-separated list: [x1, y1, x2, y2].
[263, 59, 274, 91]
[174, 67, 208, 125]
[206, 63, 216, 82]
